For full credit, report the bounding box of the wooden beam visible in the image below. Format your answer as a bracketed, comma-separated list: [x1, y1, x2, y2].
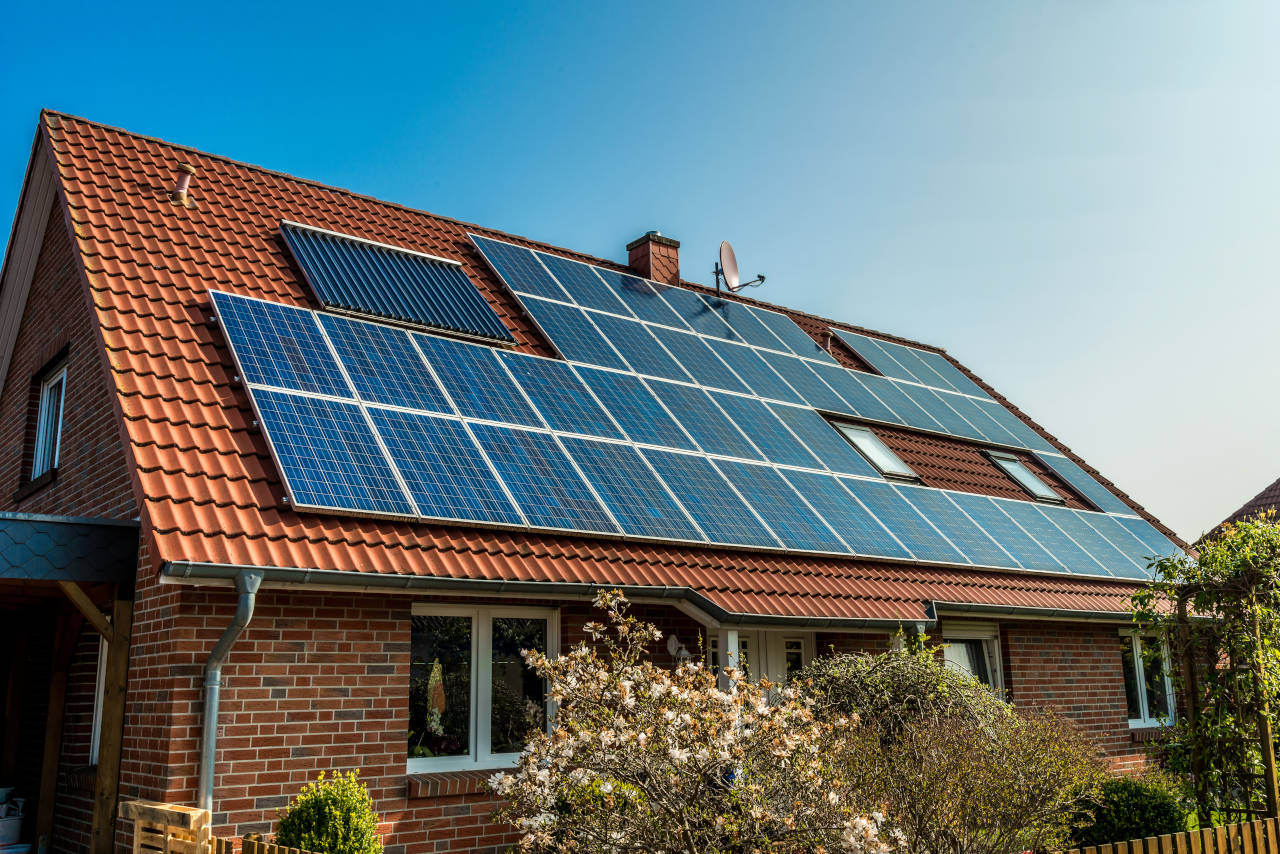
[89, 582, 135, 854]
[57, 580, 113, 641]
[35, 610, 83, 854]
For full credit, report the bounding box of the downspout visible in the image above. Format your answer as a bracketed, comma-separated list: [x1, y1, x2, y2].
[198, 569, 264, 814]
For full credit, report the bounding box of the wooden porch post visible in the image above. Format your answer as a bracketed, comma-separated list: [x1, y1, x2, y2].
[89, 581, 135, 854]
[35, 610, 84, 854]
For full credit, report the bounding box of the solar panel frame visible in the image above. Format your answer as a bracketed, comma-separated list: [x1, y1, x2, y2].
[1114, 516, 1183, 561]
[1035, 453, 1133, 515]
[497, 351, 625, 439]
[560, 436, 707, 542]
[535, 251, 634, 316]
[697, 293, 796, 351]
[591, 268, 692, 328]
[895, 383, 986, 441]
[706, 392, 822, 469]
[701, 339, 805, 404]
[757, 352, 851, 413]
[894, 484, 1019, 568]
[712, 459, 850, 554]
[880, 340, 956, 391]
[657, 286, 740, 339]
[469, 234, 572, 302]
[829, 329, 920, 383]
[944, 491, 1065, 572]
[840, 478, 968, 564]
[939, 392, 1022, 446]
[1038, 504, 1142, 577]
[973, 399, 1058, 453]
[1077, 511, 1160, 579]
[854, 373, 945, 433]
[366, 407, 524, 526]
[413, 333, 546, 428]
[806, 364, 904, 424]
[913, 349, 992, 399]
[317, 313, 453, 414]
[572, 367, 699, 451]
[765, 404, 883, 479]
[210, 290, 353, 398]
[251, 388, 415, 517]
[516, 295, 630, 371]
[640, 448, 782, 549]
[646, 380, 764, 460]
[778, 469, 912, 559]
[995, 500, 1108, 576]
[646, 325, 752, 393]
[747, 305, 838, 363]
[468, 422, 620, 534]
[586, 312, 692, 383]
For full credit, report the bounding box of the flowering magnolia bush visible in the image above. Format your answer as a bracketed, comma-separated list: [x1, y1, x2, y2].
[489, 590, 896, 854]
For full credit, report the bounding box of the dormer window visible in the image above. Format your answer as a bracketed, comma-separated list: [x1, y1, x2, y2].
[32, 362, 67, 478]
[836, 423, 918, 481]
[987, 450, 1061, 503]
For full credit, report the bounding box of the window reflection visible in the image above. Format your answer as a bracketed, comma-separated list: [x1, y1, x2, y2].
[491, 617, 547, 755]
[409, 615, 471, 759]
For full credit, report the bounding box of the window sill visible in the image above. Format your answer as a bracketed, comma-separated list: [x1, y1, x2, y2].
[13, 468, 57, 503]
[407, 769, 501, 801]
[1130, 725, 1170, 743]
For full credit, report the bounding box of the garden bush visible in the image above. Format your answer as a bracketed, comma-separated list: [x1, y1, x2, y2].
[1071, 772, 1190, 847]
[275, 770, 382, 854]
[799, 648, 1105, 854]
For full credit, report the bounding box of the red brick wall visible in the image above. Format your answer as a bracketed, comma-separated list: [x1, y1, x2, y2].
[0, 204, 134, 519]
[52, 628, 101, 853]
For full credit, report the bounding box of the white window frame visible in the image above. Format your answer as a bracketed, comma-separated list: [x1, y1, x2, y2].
[1120, 630, 1175, 728]
[835, 423, 918, 480]
[407, 603, 559, 773]
[32, 363, 67, 478]
[708, 630, 814, 685]
[89, 633, 108, 764]
[940, 622, 1003, 692]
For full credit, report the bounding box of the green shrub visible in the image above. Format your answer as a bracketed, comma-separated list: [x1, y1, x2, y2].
[1072, 772, 1190, 847]
[275, 770, 382, 854]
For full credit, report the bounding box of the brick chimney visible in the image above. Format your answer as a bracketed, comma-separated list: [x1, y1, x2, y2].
[627, 231, 680, 286]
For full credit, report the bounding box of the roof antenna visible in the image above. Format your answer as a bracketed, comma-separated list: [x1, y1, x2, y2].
[714, 240, 765, 297]
[170, 162, 197, 206]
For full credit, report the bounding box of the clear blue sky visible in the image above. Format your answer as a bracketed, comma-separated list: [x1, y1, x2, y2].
[1, 1, 1276, 542]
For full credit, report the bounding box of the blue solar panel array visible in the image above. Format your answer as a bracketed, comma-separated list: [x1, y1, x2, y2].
[213, 242, 1182, 580]
[282, 222, 513, 342]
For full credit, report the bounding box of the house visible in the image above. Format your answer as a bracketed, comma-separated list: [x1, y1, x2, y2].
[1218, 478, 1280, 529]
[0, 111, 1186, 854]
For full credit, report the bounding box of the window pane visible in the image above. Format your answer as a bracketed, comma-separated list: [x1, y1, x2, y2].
[409, 615, 472, 759]
[34, 372, 65, 476]
[490, 617, 547, 755]
[784, 639, 804, 680]
[836, 424, 917, 479]
[991, 454, 1059, 501]
[1121, 637, 1143, 719]
[1141, 637, 1170, 720]
[943, 639, 992, 686]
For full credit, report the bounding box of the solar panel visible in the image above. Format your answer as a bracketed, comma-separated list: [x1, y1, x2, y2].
[765, 405, 882, 478]
[210, 291, 352, 398]
[535, 251, 633, 316]
[697, 294, 795, 351]
[469, 234, 571, 302]
[1115, 516, 1183, 561]
[939, 392, 1022, 446]
[587, 312, 692, 383]
[573, 367, 698, 451]
[972, 399, 1057, 453]
[657, 286, 739, 339]
[995, 500, 1106, 576]
[706, 392, 821, 469]
[884, 343, 959, 393]
[944, 492, 1064, 572]
[640, 449, 781, 548]
[252, 389, 413, 516]
[282, 222, 513, 342]
[468, 423, 619, 534]
[830, 330, 919, 383]
[1035, 454, 1132, 515]
[498, 352, 624, 439]
[854, 373, 944, 433]
[517, 296, 629, 371]
[894, 485, 1018, 568]
[713, 460, 848, 553]
[646, 326, 751, 393]
[592, 269, 690, 328]
[367, 407, 522, 525]
[647, 380, 763, 460]
[560, 436, 705, 541]
[806, 364, 903, 424]
[895, 383, 985, 441]
[757, 352, 850, 412]
[1038, 505, 1142, 577]
[913, 349, 991, 399]
[414, 333, 544, 428]
[702, 339, 805, 404]
[748, 305, 837, 363]
[778, 470, 912, 559]
[840, 478, 967, 564]
[1078, 512, 1159, 578]
[317, 314, 452, 414]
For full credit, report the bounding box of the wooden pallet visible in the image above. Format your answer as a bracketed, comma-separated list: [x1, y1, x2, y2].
[117, 801, 212, 854]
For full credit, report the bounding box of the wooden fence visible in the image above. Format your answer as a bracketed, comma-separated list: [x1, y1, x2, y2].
[1061, 818, 1280, 854]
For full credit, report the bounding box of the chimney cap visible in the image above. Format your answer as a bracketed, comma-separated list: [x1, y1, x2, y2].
[626, 231, 680, 251]
[176, 162, 197, 175]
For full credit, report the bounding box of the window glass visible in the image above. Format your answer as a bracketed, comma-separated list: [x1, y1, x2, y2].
[784, 639, 804, 679]
[943, 639, 992, 686]
[1121, 637, 1143, 720]
[33, 367, 66, 477]
[836, 424, 916, 479]
[409, 615, 472, 759]
[490, 617, 547, 755]
[988, 452, 1060, 502]
[1141, 636, 1170, 720]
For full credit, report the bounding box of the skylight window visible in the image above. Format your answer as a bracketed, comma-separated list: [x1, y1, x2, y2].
[987, 451, 1062, 502]
[836, 424, 918, 480]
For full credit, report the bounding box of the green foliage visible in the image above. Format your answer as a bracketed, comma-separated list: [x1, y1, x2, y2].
[799, 647, 1106, 854]
[275, 770, 382, 854]
[1071, 773, 1191, 847]
[1131, 511, 1280, 822]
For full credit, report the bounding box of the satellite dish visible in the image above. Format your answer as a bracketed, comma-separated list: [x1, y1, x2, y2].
[719, 241, 740, 292]
[713, 241, 766, 296]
